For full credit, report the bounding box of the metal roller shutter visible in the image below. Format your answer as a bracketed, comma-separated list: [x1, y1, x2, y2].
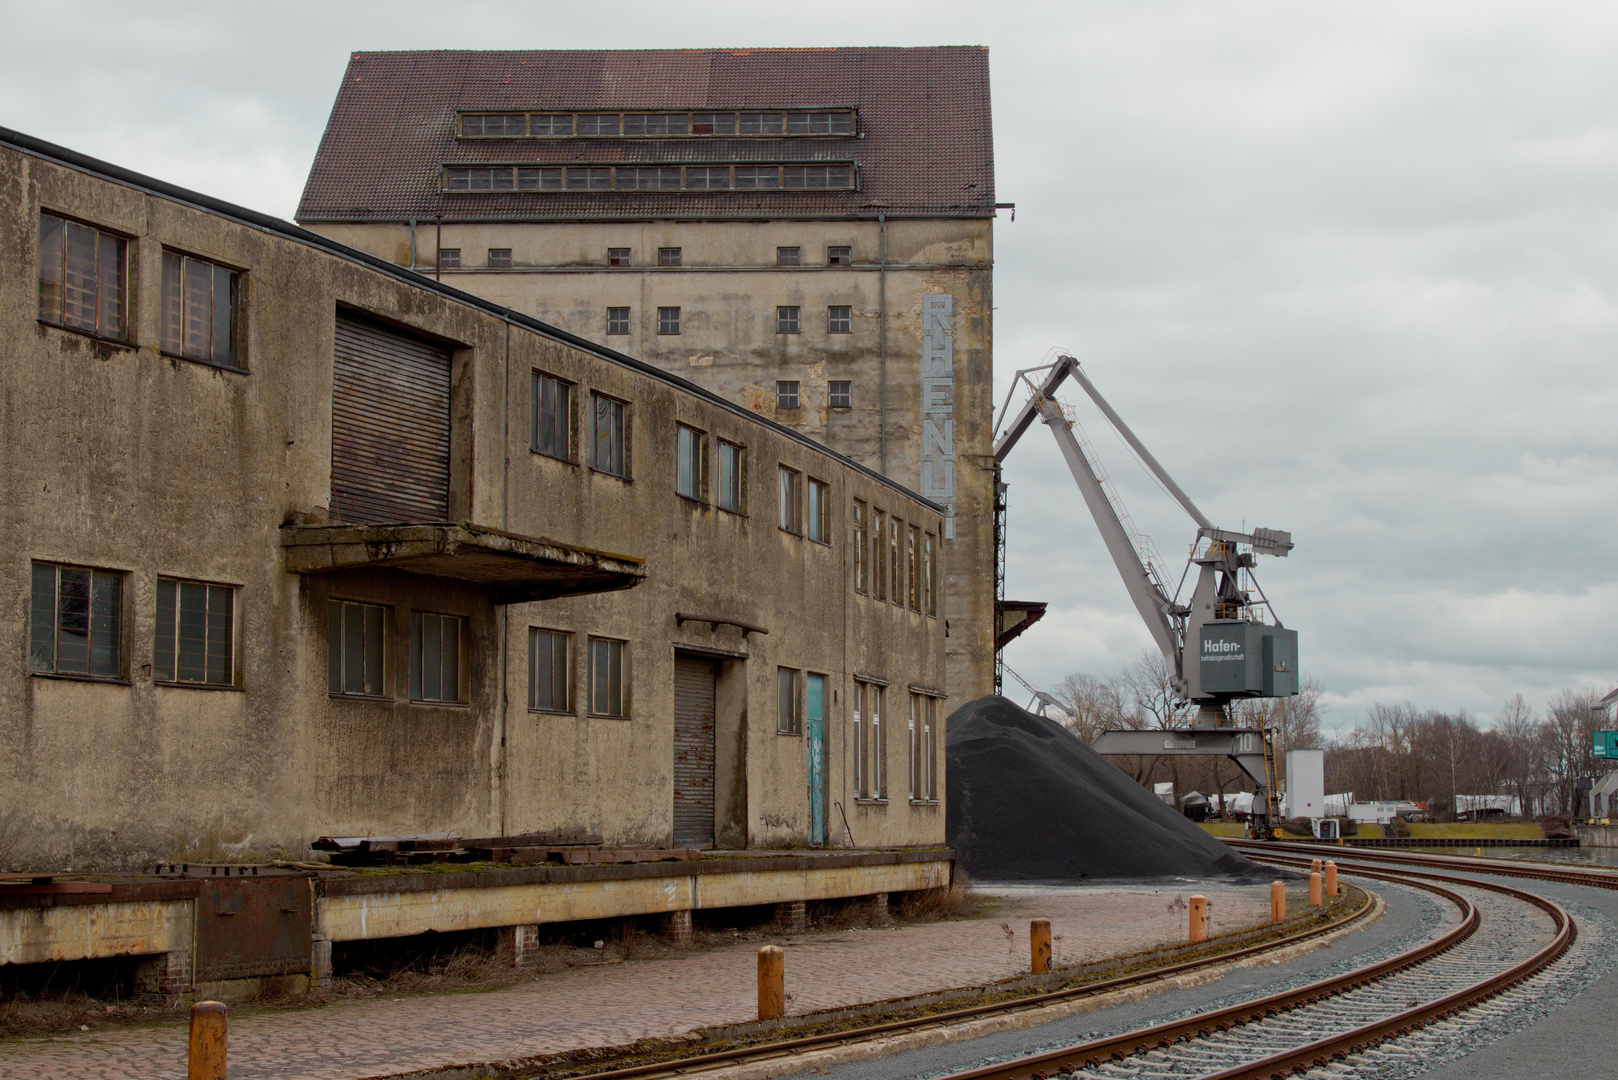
[673, 654, 718, 849]
[331, 313, 452, 524]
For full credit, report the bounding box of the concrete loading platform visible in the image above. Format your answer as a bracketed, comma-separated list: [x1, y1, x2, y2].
[0, 848, 950, 1004]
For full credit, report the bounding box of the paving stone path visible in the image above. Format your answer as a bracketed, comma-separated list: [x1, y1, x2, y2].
[0, 883, 1277, 1080]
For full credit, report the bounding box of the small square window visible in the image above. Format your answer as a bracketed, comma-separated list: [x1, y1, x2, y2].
[589, 636, 627, 717]
[607, 306, 631, 336]
[807, 479, 831, 544]
[828, 306, 852, 334]
[829, 381, 852, 408]
[777, 246, 800, 266]
[411, 611, 467, 704]
[155, 578, 236, 687]
[776, 380, 801, 409]
[777, 306, 800, 334]
[529, 628, 571, 712]
[718, 441, 744, 513]
[608, 247, 631, 267]
[532, 372, 572, 461]
[827, 246, 852, 266]
[676, 424, 704, 500]
[488, 248, 512, 268]
[161, 251, 240, 368]
[658, 247, 682, 267]
[328, 599, 387, 697]
[438, 248, 461, 270]
[30, 562, 124, 679]
[657, 306, 681, 335]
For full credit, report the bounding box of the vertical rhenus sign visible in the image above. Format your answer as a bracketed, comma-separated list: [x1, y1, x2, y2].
[919, 293, 956, 539]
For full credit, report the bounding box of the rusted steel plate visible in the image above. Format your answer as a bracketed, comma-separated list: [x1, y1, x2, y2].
[194, 875, 313, 981]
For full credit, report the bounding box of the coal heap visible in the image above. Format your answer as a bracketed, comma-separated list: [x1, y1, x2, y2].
[946, 695, 1266, 882]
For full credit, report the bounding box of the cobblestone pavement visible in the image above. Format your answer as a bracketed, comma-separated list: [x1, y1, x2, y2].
[0, 883, 1279, 1080]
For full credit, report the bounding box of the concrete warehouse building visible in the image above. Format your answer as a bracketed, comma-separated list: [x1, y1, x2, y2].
[0, 125, 948, 873]
[294, 46, 1000, 704]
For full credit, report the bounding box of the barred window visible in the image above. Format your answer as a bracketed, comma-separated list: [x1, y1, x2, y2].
[566, 167, 612, 190]
[488, 248, 512, 268]
[461, 113, 527, 137]
[776, 306, 800, 334]
[827, 305, 852, 333]
[735, 166, 781, 189]
[528, 114, 574, 137]
[685, 166, 731, 189]
[155, 578, 235, 687]
[657, 306, 681, 335]
[829, 380, 852, 408]
[529, 629, 570, 712]
[606, 306, 630, 335]
[38, 213, 126, 340]
[30, 562, 123, 679]
[625, 113, 689, 136]
[784, 165, 852, 189]
[776, 380, 801, 409]
[617, 167, 681, 190]
[740, 112, 785, 135]
[328, 599, 386, 697]
[161, 251, 238, 368]
[576, 114, 621, 136]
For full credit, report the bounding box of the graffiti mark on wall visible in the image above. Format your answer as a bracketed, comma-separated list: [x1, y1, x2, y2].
[919, 293, 956, 539]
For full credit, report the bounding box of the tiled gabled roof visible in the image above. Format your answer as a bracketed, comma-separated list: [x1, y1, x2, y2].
[296, 47, 994, 224]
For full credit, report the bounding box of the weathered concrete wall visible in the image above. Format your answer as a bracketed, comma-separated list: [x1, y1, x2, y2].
[313, 217, 998, 706]
[0, 141, 946, 868]
[0, 899, 192, 965]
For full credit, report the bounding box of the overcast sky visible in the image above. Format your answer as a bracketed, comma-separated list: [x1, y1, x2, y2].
[5, 1, 1615, 731]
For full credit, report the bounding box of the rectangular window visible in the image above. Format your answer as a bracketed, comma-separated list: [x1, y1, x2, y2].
[924, 532, 937, 617]
[718, 441, 743, 513]
[154, 578, 235, 686]
[852, 501, 866, 593]
[576, 114, 621, 136]
[907, 525, 921, 610]
[38, 213, 126, 339]
[827, 246, 852, 267]
[734, 166, 781, 189]
[529, 113, 574, 137]
[531, 372, 572, 461]
[807, 479, 830, 544]
[617, 167, 682, 190]
[487, 248, 512, 268]
[776, 381, 800, 409]
[870, 510, 886, 601]
[657, 306, 681, 335]
[828, 380, 852, 408]
[591, 392, 627, 477]
[606, 306, 631, 335]
[438, 248, 461, 269]
[589, 636, 626, 717]
[29, 562, 122, 679]
[608, 247, 631, 267]
[827, 306, 852, 334]
[776, 246, 800, 266]
[740, 112, 786, 135]
[685, 166, 732, 190]
[691, 112, 737, 135]
[909, 693, 921, 800]
[776, 306, 800, 334]
[778, 466, 802, 533]
[786, 111, 856, 136]
[889, 518, 901, 607]
[658, 247, 682, 267]
[925, 696, 938, 800]
[445, 167, 516, 191]
[410, 613, 465, 703]
[676, 425, 704, 500]
[518, 167, 562, 190]
[777, 667, 800, 734]
[625, 113, 689, 136]
[566, 167, 612, 190]
[529, 629, 570, 712]
[785, 165, 852, 189]
[872, 685, 886, 797]
[461, 113, 527, 137]
[327, 599, 386, 697]
[852, 681, 866, 798]
[160, 251, 238, 368]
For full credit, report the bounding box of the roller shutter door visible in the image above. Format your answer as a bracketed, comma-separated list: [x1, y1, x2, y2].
[673, 654, 718, 849]
[331, 313, 451, 524]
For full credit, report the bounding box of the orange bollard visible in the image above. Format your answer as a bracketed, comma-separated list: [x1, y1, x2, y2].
[1189, 894, 1208, 943]
[1311, 857, 1322, 875]
[757, 946, 785, 1020]
[1325, 861, 1338, 898]
[1030, 918, 1052, 974]
[188, 1001, 227, 1080]
[1270, 880, 1287, 923]
[1309, 870, 1323, 907]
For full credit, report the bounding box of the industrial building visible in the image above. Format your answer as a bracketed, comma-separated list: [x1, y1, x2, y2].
[293, 46, 1000, 704]
[0, 125, 949, 878]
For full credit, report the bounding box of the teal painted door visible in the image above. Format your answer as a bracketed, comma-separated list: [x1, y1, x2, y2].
[806, 673, 826, 848]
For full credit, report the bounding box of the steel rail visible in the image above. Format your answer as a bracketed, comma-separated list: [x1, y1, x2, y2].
[1227, 837, 1618, 891]
[535, 886, 1375, 1080]
[927, 853, 1573, 1080]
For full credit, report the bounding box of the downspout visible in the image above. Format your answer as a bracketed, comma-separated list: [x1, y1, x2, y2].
[435, 216, 443, 281]
[878, 213, 888, 476]
[408, 218, 417, 272]
[497, 317, 512, 834]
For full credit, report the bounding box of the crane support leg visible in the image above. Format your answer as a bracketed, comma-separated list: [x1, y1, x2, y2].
[1091, 728, 1279, 835]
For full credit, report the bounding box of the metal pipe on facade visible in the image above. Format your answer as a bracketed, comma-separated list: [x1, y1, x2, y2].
[435, 216, 442, 281]
[408, 218, 417, 272]
[878, 213, 887, 476]
[497, 317, 512, 834]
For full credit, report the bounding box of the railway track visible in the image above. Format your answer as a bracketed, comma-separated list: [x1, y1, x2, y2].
[924, 846, 1580, 1080]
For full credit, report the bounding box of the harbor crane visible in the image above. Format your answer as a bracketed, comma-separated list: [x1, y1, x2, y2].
[993, 355, 1298, 836]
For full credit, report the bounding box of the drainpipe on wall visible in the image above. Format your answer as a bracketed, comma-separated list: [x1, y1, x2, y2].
[878, 213, 888, 476]
[496, 318, 512, 835]
[435, 216, 442, 281]
[408, 219, 417, 272]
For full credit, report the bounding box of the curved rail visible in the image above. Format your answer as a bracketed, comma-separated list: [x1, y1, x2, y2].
[1229, 837, 1618, 891]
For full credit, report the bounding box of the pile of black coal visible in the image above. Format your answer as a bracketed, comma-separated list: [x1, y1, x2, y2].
[946, 695, 1268, 882]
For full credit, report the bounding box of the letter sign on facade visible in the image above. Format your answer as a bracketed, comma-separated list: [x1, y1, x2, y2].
[919, 294, 957, 538]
